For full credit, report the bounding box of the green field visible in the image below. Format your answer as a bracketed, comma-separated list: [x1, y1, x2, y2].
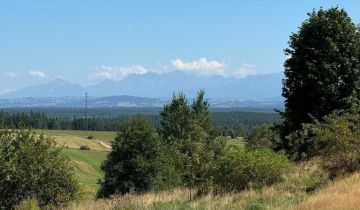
[63, 148, 108, 197]
[41, 130, 115, 197]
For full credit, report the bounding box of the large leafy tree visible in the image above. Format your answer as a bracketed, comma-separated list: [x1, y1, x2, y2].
[281, 7, 360, 147]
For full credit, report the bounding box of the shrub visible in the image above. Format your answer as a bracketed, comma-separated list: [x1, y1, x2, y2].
[213, 145, 292, 193]
[87, 135, 95, 140]
[14, 199, 40, 210]
[287, 106, 360, 177]
[79, 145, 90, 150]
[277, 158, 329, 193]
[0, 129, 80, 209]
[246, 124, 279, 149]
[98, 116, 179, 197]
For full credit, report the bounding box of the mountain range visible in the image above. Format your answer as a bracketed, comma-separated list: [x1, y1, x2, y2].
[0, 71, 284, 108]
[2, 71, 283, 99]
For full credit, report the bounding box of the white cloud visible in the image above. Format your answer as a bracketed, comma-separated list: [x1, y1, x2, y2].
[3, 71, 18, 78]
[232, 63, 256, 78]
[88, 59, 257, 81]
[88, 65, 148, 81]
[171, 57, 226, 76]
[29, 70, 46, 78]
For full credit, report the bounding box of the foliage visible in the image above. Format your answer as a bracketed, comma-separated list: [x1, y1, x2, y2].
[159, 91, 226, 195]
[287, 106, 360, 176]
[98, 116, 178, 197]
[191, 90, 212, 133]
[87, 135, 95, 139]
[160, 93, 192, 144]
[246, 124, 280, 149]
[281, 7, 360, 150]
[213, 145, 292, 193]
[14, 199, 41, 210]
[0, 129, 80, 209]
[79, 145, 90, 150]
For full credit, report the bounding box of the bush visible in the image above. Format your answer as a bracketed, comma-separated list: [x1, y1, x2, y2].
[277, 158, 329, 193]
[87, 135, 95, 140]
[287, 106, 360, 177]
[0, 129, 80, 209]
[79, 145, 90, 150]
[213, 145, 292, 193]
[246, 124, 279, 149]
[98, 116, 179, 197]
[14, 199, 40, 210]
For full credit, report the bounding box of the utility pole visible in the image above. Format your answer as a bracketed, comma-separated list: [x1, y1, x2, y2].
[85, 92, 88, 137]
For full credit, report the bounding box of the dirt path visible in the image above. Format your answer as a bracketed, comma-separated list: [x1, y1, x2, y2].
[98, 141, 112, 150]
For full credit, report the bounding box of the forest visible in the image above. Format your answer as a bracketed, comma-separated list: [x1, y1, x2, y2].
[0, 109, 281, 137]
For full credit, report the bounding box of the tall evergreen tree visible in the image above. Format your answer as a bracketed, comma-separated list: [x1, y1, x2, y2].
[191, 90, 212, 132]
[159, 91, 225, 195]
[160, 93, 192, 144]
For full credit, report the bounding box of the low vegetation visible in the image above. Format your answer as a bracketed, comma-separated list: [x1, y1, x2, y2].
[61, 160, 327, 210]
[213, 145, 292, 193]
[296, 172, 360, 210]
[79, 145, 90, 150]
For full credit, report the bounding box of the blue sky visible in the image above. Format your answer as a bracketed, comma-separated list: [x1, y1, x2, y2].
[1, 0, 360, 93]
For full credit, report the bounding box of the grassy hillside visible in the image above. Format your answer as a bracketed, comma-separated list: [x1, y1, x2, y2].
[41, 130, 113, 197]
[63, 149, 108, 197]
[39, 130, 115, 151]
[296, 172, 360, 210]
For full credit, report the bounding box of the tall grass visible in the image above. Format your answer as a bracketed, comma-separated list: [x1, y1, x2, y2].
[61, 160, 332, 210]
[295, 172, 360, 210]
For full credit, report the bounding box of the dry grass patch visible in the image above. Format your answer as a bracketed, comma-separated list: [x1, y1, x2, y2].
[64, 189, 189, 210]
[54, 136, 110, 151]
[294, 172, 360, 210]
[63, 186, 305, 210]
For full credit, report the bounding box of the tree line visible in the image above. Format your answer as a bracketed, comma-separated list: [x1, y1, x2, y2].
[0, 109, 281, 137]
